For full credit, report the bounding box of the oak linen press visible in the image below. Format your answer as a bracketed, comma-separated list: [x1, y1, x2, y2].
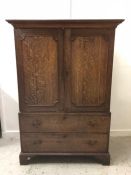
[7, 20, 124, 165]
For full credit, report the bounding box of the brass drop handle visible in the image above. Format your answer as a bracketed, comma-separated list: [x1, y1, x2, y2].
[33, 140, 42, 145]
[88, 121, 96, 127]
[65, 70, 69, 77]
[63, 116, 67, 120]
[63, 134, 67, 138]
[32, 120, 41, 128]
[87, 140, 97, 146]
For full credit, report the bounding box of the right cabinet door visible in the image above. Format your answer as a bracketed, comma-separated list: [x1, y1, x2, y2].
[64, 29, 115, 112]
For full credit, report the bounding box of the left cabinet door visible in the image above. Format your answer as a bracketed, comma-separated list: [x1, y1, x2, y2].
[15, 29, 64, 112]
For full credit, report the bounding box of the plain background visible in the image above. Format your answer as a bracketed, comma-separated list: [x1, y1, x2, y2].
[0, 0, 131, 137]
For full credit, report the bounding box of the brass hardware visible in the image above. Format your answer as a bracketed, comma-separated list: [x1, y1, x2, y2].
[87, 140, 97, 146]
[33, 140, 42, 145]
[32, 120, 41, 128]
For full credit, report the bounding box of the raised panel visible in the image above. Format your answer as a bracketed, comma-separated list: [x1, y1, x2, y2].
[64, 29, 113, 112]
[15, 29, 64, 112]
[71, 35, 108, 106]
[22, 36, 58, 106]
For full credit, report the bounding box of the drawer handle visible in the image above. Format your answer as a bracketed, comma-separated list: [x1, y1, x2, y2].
[63, 116, 67, 120]
[63, 134, 67, 138]
[32, 120, 41, 128]
[33, 140, 42, 145]
[87, 140, 97, 146]
[88, 121, 96, 127]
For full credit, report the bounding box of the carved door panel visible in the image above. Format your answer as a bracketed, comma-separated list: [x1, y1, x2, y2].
[15, 29, 64, 112]
[64, 29, 114, 112]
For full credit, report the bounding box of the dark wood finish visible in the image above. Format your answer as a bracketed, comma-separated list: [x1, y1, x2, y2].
[19, 152, 110, 165]
[6, 20, 124, 28]
[19, 113, 110, 133]
[94, 153, 110, 165]
[14, 29, 64, 112]
[21, 133, 108, 153]
[7, 19, 124, 165]
[64, 28, 115, 112]
[19, 153, 30, 165]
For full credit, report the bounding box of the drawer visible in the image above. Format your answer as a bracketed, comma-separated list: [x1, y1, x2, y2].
[21, 133, 108, 153]
[19, 113, 110, 133]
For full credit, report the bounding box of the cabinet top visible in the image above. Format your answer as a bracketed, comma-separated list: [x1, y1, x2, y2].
[6, 19, 124, 29]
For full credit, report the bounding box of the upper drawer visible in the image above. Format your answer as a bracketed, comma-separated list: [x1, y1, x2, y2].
[19, 113, 110, 133]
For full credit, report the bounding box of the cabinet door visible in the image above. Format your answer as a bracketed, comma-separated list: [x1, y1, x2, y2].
[15, 29, 64, 112]
[64, 29, 115, 112]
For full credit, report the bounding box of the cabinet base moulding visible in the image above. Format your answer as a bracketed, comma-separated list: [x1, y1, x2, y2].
[19, 152, 110, 165]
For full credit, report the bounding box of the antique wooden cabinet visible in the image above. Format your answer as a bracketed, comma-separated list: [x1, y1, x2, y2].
[7, 20, 123, 165]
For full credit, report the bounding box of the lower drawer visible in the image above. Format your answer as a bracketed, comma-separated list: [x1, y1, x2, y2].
[21, 133, 108, 153]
